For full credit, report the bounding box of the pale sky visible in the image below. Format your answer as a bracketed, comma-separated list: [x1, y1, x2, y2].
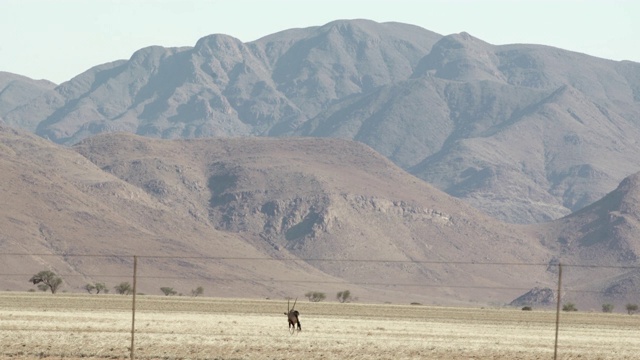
[1, 0, 638, 84]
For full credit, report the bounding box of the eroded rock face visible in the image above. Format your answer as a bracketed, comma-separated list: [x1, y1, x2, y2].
[510, 287, 555, 307]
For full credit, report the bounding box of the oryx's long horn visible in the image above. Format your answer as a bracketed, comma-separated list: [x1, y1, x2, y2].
[292, 297, 297, 311]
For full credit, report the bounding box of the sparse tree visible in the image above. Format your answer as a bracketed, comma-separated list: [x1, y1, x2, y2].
[114, 282, 132, 295]
[602, 303, 614, 313]
[29, 270, 63, 294]
[94, 282, 108, 294]
[305, 291, 326, 302]
[626, 303, 638, 315]
[84, 283, 96, 294]
[191, 286, 204, 297]
[562, 302, 577, 312]
[160, 287, 177, 296]
[336, 290, 352, 303]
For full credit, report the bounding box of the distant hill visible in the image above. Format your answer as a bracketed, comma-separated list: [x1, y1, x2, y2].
[0, 72, 58, 129]
[2, 19, 640, 225]
[528, 171, 640, 308]
[3, 126, 640, 308]
[0, 126, 346, 299]
[0, 126, 551, 304]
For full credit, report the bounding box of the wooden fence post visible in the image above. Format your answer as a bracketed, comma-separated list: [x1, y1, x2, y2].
[130, 255, 138, 360]
[553, 262, 562, 360]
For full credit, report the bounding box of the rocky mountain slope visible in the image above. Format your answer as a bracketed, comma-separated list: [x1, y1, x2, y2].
[527, 171, 640, 308]
[5, 20, 639, 224]
[0, 126, 553, 305]
[3, 126, 640, 308]
[73, 131, 558, 305]
[0, 72, 57, 128]
[0, 127, 352, 299]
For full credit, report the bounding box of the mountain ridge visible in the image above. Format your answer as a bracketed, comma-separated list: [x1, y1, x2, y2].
[2, 19, 640, 226]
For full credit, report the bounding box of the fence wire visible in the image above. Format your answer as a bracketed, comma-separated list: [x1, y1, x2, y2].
[2, 253, 640, 359]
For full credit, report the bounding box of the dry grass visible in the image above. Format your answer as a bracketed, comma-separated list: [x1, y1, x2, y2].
[1, 292, 640, 359]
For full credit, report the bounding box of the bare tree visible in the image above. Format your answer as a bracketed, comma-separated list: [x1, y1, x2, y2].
[29, 271, 63, 294]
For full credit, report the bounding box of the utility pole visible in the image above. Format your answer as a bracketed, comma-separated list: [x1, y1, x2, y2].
[553, 263, 562, 360]
[130, 255, 138, 360]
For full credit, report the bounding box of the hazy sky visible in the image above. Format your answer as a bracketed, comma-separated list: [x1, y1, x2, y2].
[2, 0, 638, 84]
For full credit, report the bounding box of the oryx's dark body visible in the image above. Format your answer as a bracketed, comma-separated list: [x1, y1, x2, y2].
[285, 298, 301, 332]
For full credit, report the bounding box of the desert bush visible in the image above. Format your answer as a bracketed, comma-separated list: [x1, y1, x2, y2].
[626, 303, 638, 315]
[114, 282, 132, 295]
[84, 283, 96, 294]
[160, 287, 177, 296]
[94, 282, 108, 294]
[562, 303, 578, 312]
[305, 291, 326, 302]
[191, 286, 204, 297]
[336, 290, 352, 303]
[602, 303, 614, 313]
[522, 306, 532, 311]
[29, 270, 63, 294]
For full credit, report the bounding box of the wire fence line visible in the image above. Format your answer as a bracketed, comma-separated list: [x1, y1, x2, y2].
[3, 254, 640, 360]
[3, 252, 640, 268]
[2, 252, 639, 294]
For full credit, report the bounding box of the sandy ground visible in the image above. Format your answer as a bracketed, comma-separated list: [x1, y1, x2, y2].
[1, 292, 640, 359]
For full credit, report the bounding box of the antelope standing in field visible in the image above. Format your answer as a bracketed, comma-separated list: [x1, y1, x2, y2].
[285, 298, 301, 333]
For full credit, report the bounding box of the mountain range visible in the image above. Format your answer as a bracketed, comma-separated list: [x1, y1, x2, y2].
[2, 19, 640, 307]
[3, 19, 640, 224]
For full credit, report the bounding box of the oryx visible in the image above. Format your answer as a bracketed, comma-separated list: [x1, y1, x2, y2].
[285, 297, 301, 333]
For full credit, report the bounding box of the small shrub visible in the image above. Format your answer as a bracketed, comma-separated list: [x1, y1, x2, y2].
[562, 303, 578, 312]
[114, 282, 132, 295]
[191, 286, 204, 297]
[305, 291, 326, 302]
[521, 306, 533, 311]
[336, 290, 352, 303]
[602, 303, 614, 313]
[410, 302, 422, 306]
[84, 284, 96, 294]
[160, 287, 177, 296]
[94, 282, 108, 294]
[626, 303, 638, 315]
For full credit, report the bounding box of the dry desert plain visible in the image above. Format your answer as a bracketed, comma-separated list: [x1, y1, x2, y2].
[1, 292, 640, 359]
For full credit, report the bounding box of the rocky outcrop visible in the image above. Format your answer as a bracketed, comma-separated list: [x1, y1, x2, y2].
[510, 287, 556, 307]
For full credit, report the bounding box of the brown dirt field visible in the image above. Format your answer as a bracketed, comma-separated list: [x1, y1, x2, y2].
[1, 292, 640, 359]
